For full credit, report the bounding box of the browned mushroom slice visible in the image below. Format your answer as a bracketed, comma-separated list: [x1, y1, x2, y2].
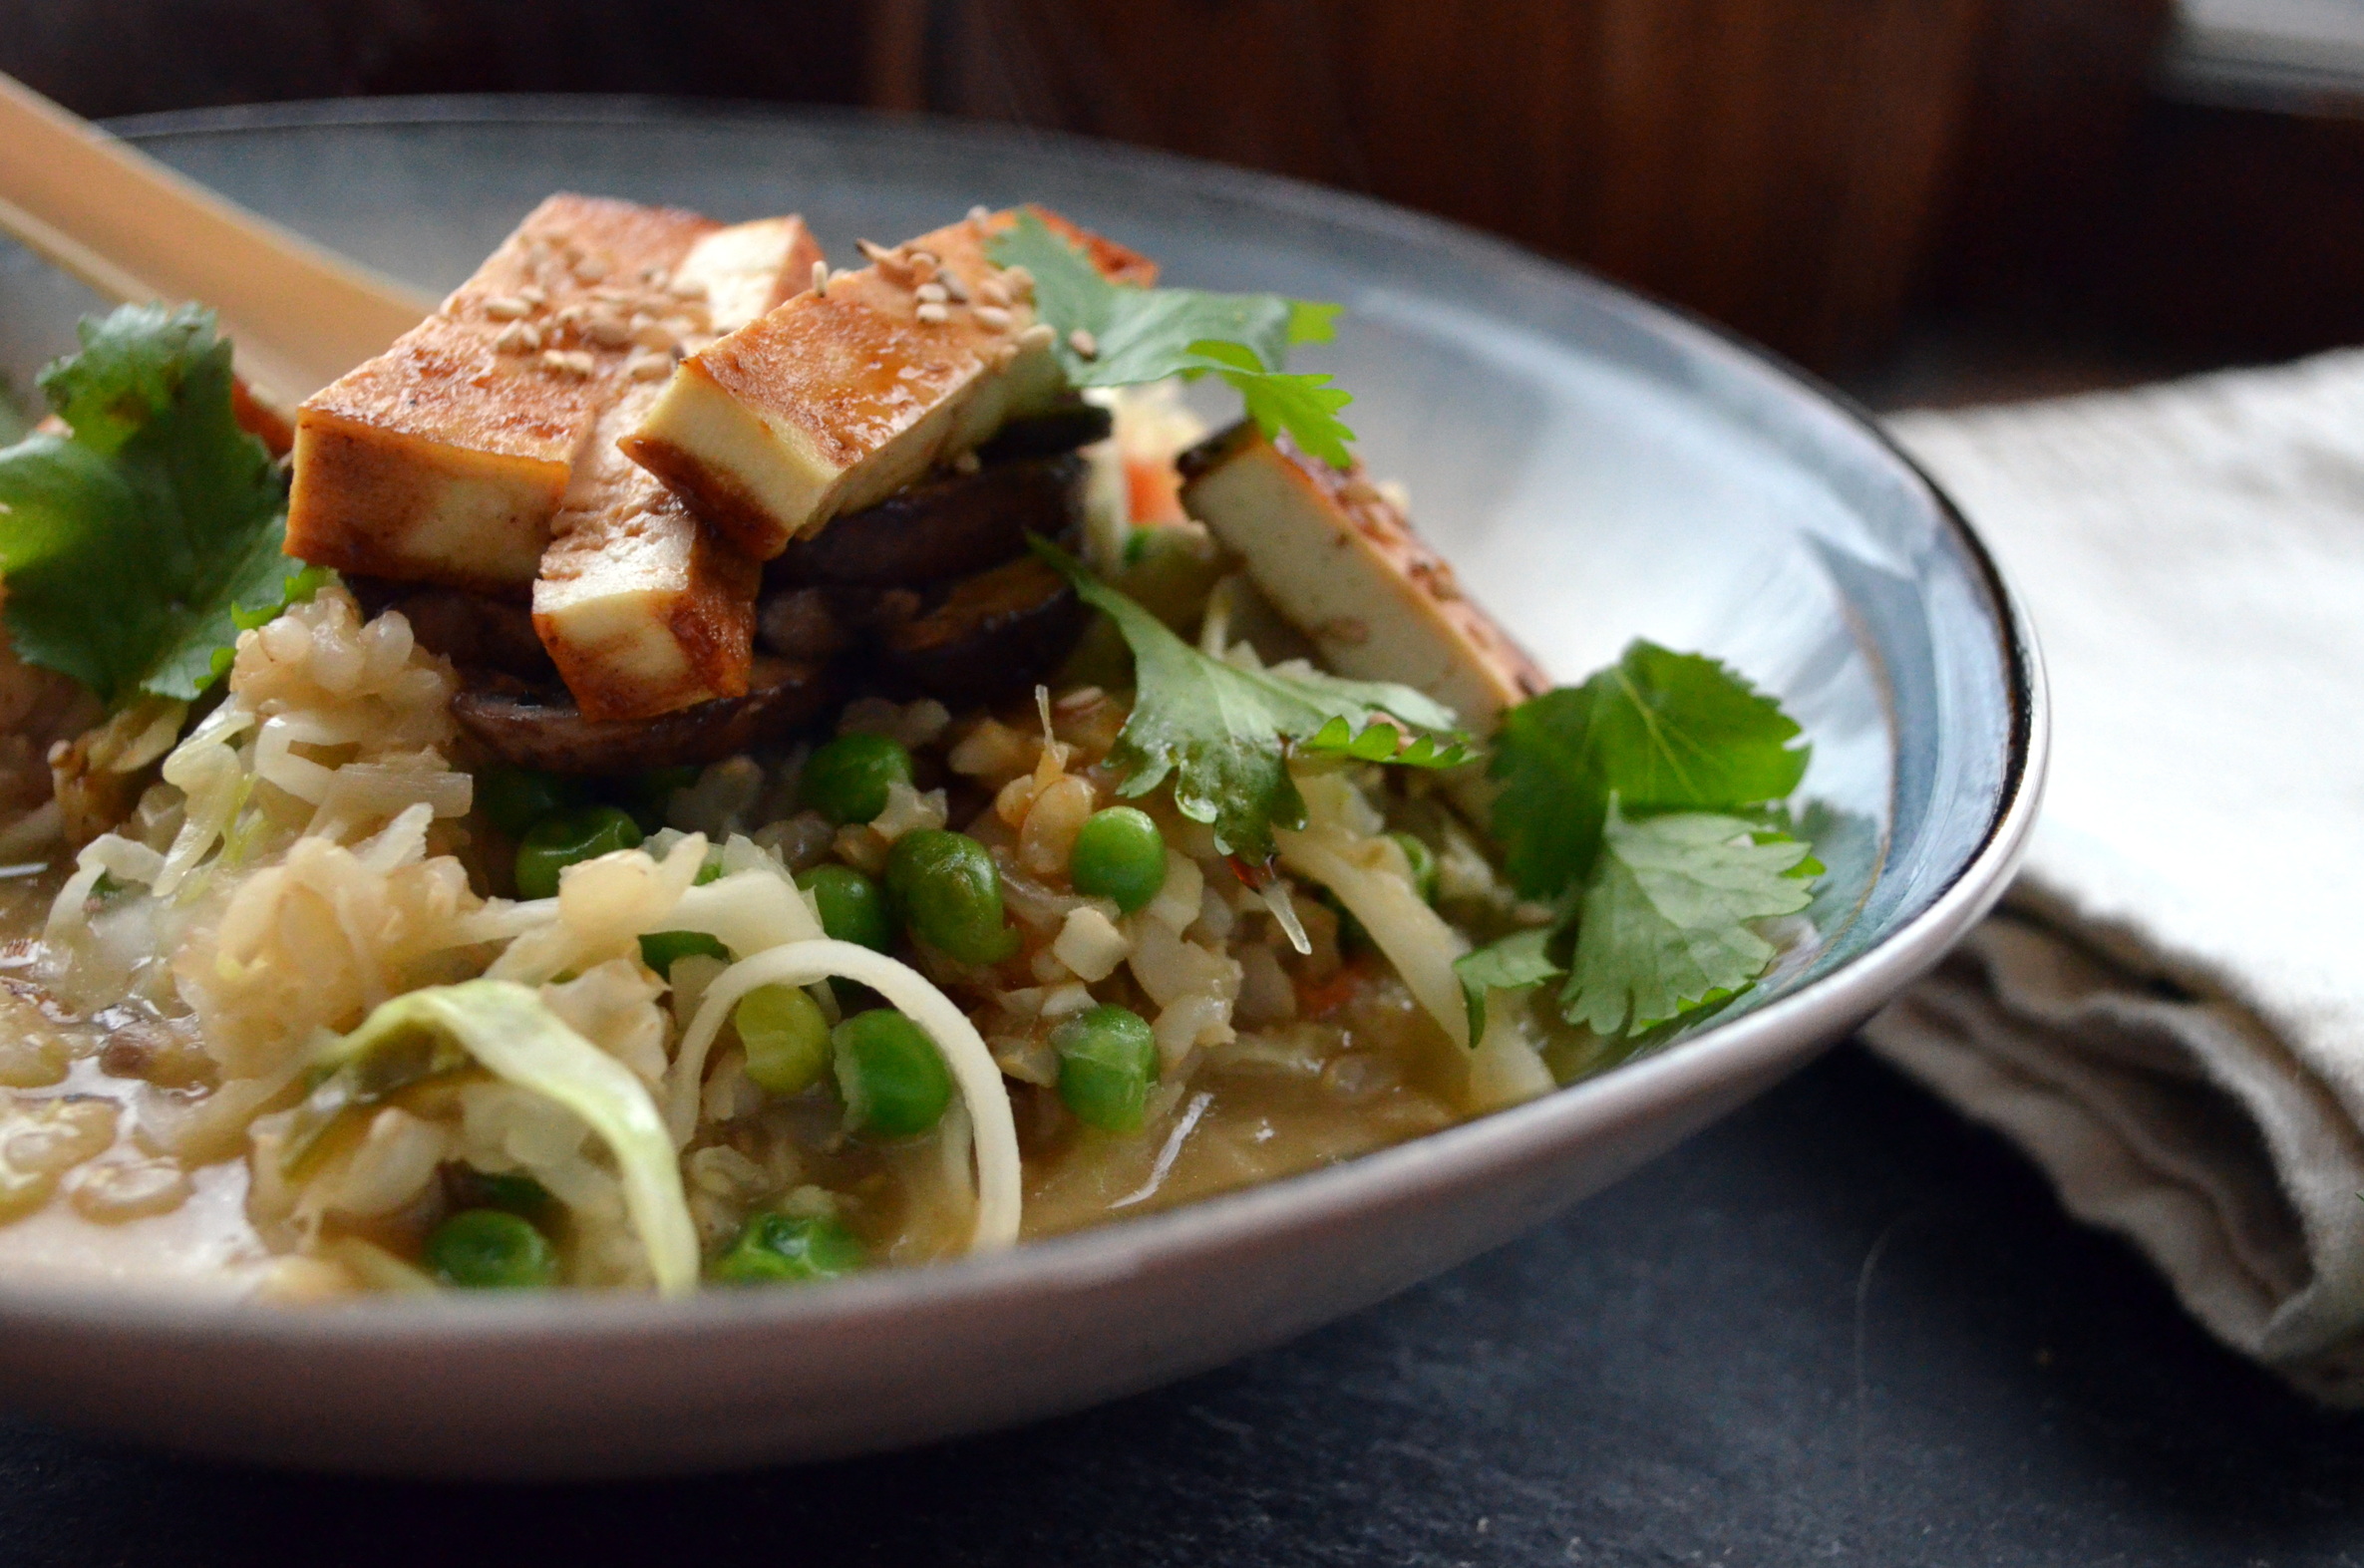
[347, 581, 557, 685]
[879, 557, 1087, 705]
[451, 656, 833, 776]
[772, 452, 1088, 587]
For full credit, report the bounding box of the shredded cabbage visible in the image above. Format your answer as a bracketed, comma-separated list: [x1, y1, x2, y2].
[1276, 814, 1472, 1051]
[675, 939, 1022, 1254]
[331, 981, 700, 1296]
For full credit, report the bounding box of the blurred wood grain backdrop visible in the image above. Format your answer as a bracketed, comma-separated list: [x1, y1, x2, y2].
[5, 0, 2358, 376]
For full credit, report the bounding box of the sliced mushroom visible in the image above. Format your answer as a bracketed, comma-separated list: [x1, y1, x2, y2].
[974, 400, 1112, 466]
[879, 556, 1088, 705]
[452, 656, 833, 776]
[771, 452, 1088, 587]
[346, 579, 558, 685]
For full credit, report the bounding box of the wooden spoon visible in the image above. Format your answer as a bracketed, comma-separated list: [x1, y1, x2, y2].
[0, 74, 431, 408]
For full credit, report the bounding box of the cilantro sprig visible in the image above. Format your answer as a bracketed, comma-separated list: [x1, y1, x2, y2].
[0, 304, 315, 705]
[1035, 539, 1472, 864]
[1457, 641, 1819, 1040]
[988, 213, 1357, 466]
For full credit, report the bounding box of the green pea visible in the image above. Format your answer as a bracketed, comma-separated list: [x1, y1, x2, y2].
[640, 929, 728, 976]
[736, 984, 833, 1096]
[424, 1208, 557, 1290]
[885, 829, 1018, 965]
[833, 1009, 953, 1136]
[1053, 1004, 1161, 1132]
[1068, 806, 1168, 913]
[476, 766, 586, 838]
[797, 863, 891, 952]
[1389, 832, 1439, 903]
[800, 733, 913, 826]
[513, 805, 643, 899]
[712, 1211, 865, 1286]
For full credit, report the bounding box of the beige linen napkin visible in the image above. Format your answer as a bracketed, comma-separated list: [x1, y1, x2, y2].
[1867, 349, 2364, 1403]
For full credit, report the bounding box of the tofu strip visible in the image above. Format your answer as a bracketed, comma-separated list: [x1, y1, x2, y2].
[286, 194, 725, 593]
[1179, 423, 1550, 737]
[621, 206, 1156, 560]
[533, 219, 825, 722]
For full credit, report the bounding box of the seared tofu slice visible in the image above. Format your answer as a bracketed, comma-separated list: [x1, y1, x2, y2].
[533, 218, 826, 722]
[1178, 423, 1550, 736]
[286, 194, 725, 593]
[621, 206, 1156, 560]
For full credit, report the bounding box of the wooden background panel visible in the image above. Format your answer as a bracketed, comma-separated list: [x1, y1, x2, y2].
[925, 0, 1997, 370]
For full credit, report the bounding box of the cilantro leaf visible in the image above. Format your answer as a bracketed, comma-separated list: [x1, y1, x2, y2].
[1490, 640, 1809, 901]
[1182, 340, 1357, 468]
[0, 304, 308, 705]
[1036, 537, 1468, 864]
[988, 212, 1357, 466]
[1453, 926, 1565, 1040]
[1560, 801, 1815, 1037]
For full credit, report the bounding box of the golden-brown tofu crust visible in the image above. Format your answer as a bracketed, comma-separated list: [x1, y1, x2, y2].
[622, 205, 1155, 561]
[1180, 423, 1550, 728]
[533, 218, 827, 721]
[286, 193, 722, 593]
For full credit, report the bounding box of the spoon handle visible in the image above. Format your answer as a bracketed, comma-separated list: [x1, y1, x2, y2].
[0, 74, 431, 405]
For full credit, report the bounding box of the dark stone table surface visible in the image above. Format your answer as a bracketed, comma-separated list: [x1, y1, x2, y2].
[4, 1042, 2358, 1567]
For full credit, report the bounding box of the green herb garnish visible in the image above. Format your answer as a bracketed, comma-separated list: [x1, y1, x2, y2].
[1561, 799, 1815, 1036]
[1456, 640, 1818, 1040]
[988, 212, 1356, 466]
[1036, 539, 1471, 865]
[0, 304, 317, 705]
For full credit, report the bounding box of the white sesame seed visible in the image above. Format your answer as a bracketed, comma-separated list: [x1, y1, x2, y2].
[855, 238, 893, 263]
[937, 270, 969, 303]
[625, 350, 673, 381]
[974, 304, 1012, 331]
[811, 258, 830, 297]
[667, 277, 708, 302]
[1016, 323, 1056, 351]
[493, 320, 540, 354]
[950, 450, 981, 474]
[967, 204, 992, 225]
[1068, 327, 1099, 359]
[1054, 686, 1104, 714]
[915, 282, 948, 304]
[630, 318, 673, 350]
[1001, 265, 1035, 300]
[572, 254, 610, 283]
[582, 314, 632, 349]
[540, 349, 594, 379]
[915, 302, 950, 325]
[517, 284, 547, 307]
[975, 277, 1010, 308]
[483, 295, 533, 320]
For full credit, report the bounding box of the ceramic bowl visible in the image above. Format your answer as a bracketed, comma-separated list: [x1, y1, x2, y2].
[0, 99, 2043, 1477]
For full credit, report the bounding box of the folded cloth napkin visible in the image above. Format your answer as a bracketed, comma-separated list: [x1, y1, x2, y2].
[1866, 349, 2364, 1404]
